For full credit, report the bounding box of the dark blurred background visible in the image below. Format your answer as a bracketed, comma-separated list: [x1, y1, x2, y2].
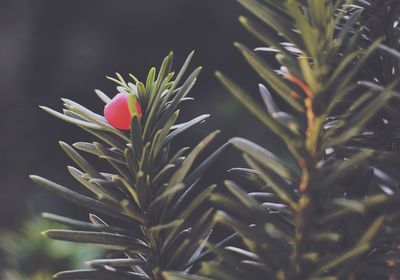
[0, 0, 279, 277]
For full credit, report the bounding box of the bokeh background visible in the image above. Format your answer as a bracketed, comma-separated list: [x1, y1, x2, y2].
[0, 0, 274, 277]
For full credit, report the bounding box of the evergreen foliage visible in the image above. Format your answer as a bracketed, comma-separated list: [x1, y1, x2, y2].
[170, 0, 400, 279]
[31, 53, 227, 279]
[30, 1, 400, 279]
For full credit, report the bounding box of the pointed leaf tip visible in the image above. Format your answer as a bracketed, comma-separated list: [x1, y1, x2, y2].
[58, 141, 68, 147]
[29, 174, 40, 181]
[233, 41, 243, 49]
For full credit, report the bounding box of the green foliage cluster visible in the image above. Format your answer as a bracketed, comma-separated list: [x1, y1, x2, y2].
[30, 0, 400, 279]
[187, 0, 400, 279]
[32, 51, 227, 279]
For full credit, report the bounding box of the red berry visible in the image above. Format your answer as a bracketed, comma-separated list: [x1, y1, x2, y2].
[104, 92, 142, 130]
